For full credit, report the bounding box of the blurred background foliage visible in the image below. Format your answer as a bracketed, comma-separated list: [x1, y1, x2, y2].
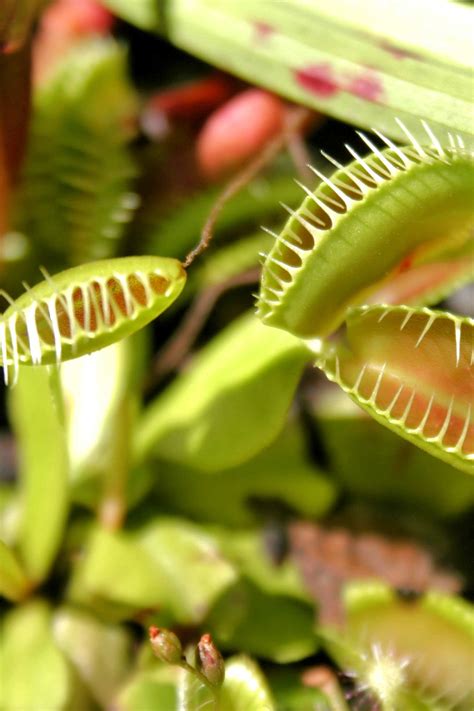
[0, 1, 473, 709]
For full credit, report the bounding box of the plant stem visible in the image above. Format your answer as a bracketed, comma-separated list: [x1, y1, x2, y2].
[183, 105, 310, 267]
[179, 660, 221, 710]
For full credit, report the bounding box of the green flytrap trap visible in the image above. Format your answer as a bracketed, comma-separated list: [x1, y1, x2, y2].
[257, 120, 474, 474]
[1, 120, 472, 476]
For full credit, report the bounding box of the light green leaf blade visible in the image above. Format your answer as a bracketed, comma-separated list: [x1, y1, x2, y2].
[317, 305, 474, 473]
[53, 607, 132, 708]
[61, 336, 145, 524]
[207, 579, 318, 663]
[135, 312, 311, 471]
[69, 519, 237, 624]
[314, 388, 474, 518]
[119, 664, 179, 711]
[0, 539, 29, 601]
[178, 666, 214, 711]
[152, 422, 335, 526]
[0, 600, 71, 711]
[220, 656, 276, 711]
[164, 0, 474, 141]
[102, 0, 161, 31]
[208, 525, 310, 601]
[9, 366, 69, 583]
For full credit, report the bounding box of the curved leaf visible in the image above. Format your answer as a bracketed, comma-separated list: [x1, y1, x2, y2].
[323, 582, 474, 710]
[68, 519, 237, 623]
[317, 304, 474, 473]
[0, 600, 71, 711]
[0, 540, 29, 601]
[53, 607, 132, 707]
[134, 312, 310, 471]
[8, 366, 69, 583]
[152, 423, 335, 526]
[207, 580, 318, 663]
[315, 388, 474, 517]
[258, 129, 474, 338]
[164, 0, 474, 141]
[219, 656, 275, 711]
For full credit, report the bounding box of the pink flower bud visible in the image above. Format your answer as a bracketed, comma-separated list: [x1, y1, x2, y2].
[197, 633, 225, 687]
[149, 626, 183, 665]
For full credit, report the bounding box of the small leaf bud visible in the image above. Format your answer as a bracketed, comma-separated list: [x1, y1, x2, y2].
[149, 626, 183, 665]
[197, 633, 225, 687]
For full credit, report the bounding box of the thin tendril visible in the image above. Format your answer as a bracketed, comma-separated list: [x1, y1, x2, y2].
[183, 106, 311, 268]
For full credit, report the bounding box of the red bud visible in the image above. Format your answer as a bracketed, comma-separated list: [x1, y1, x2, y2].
[197, 633, 225, 687]
[149, 626, 183, 665]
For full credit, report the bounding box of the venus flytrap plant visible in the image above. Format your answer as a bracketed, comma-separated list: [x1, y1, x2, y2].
[257, 120, 474, 473]
[321, 581, 474, 710]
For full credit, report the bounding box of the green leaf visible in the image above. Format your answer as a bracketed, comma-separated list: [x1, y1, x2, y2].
[118, 663, 179, 711]
[69, 519, 237, 623]
[0, 600, 71, 710]
[208, 525, 310, 601]
[152, 422, 335, 526]
[323, 581, 474, 710]
[178, 666, 214, 711]
[9, 366, 69, 583]
[178, 654, 276, 711]
[163, 0, 474, 141]
[61, 337, 144, 524]
[258, 134, 474, 339]
[315, 388, 474, 517]
[219, 655, 276, 711]
[14, 38, 138, 265]
[53, 607, 132, 707]
[134, 312, 310, 471]
[0, 539, 29, 601]
[267, 669, 330, 711]
[207, 580, 318, 663]
[317, 305, 474, 473]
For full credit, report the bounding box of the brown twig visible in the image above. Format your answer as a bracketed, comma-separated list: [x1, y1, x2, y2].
[183, 106, 312, 268]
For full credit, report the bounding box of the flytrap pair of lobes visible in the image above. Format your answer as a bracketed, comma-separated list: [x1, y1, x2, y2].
[1, 121, 473, 470]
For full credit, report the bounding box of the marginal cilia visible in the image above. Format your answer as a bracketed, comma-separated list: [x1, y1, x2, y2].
[257, 119, 474, 339]
[256, 119, 473, 471]
[0, 256, 186, 385]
